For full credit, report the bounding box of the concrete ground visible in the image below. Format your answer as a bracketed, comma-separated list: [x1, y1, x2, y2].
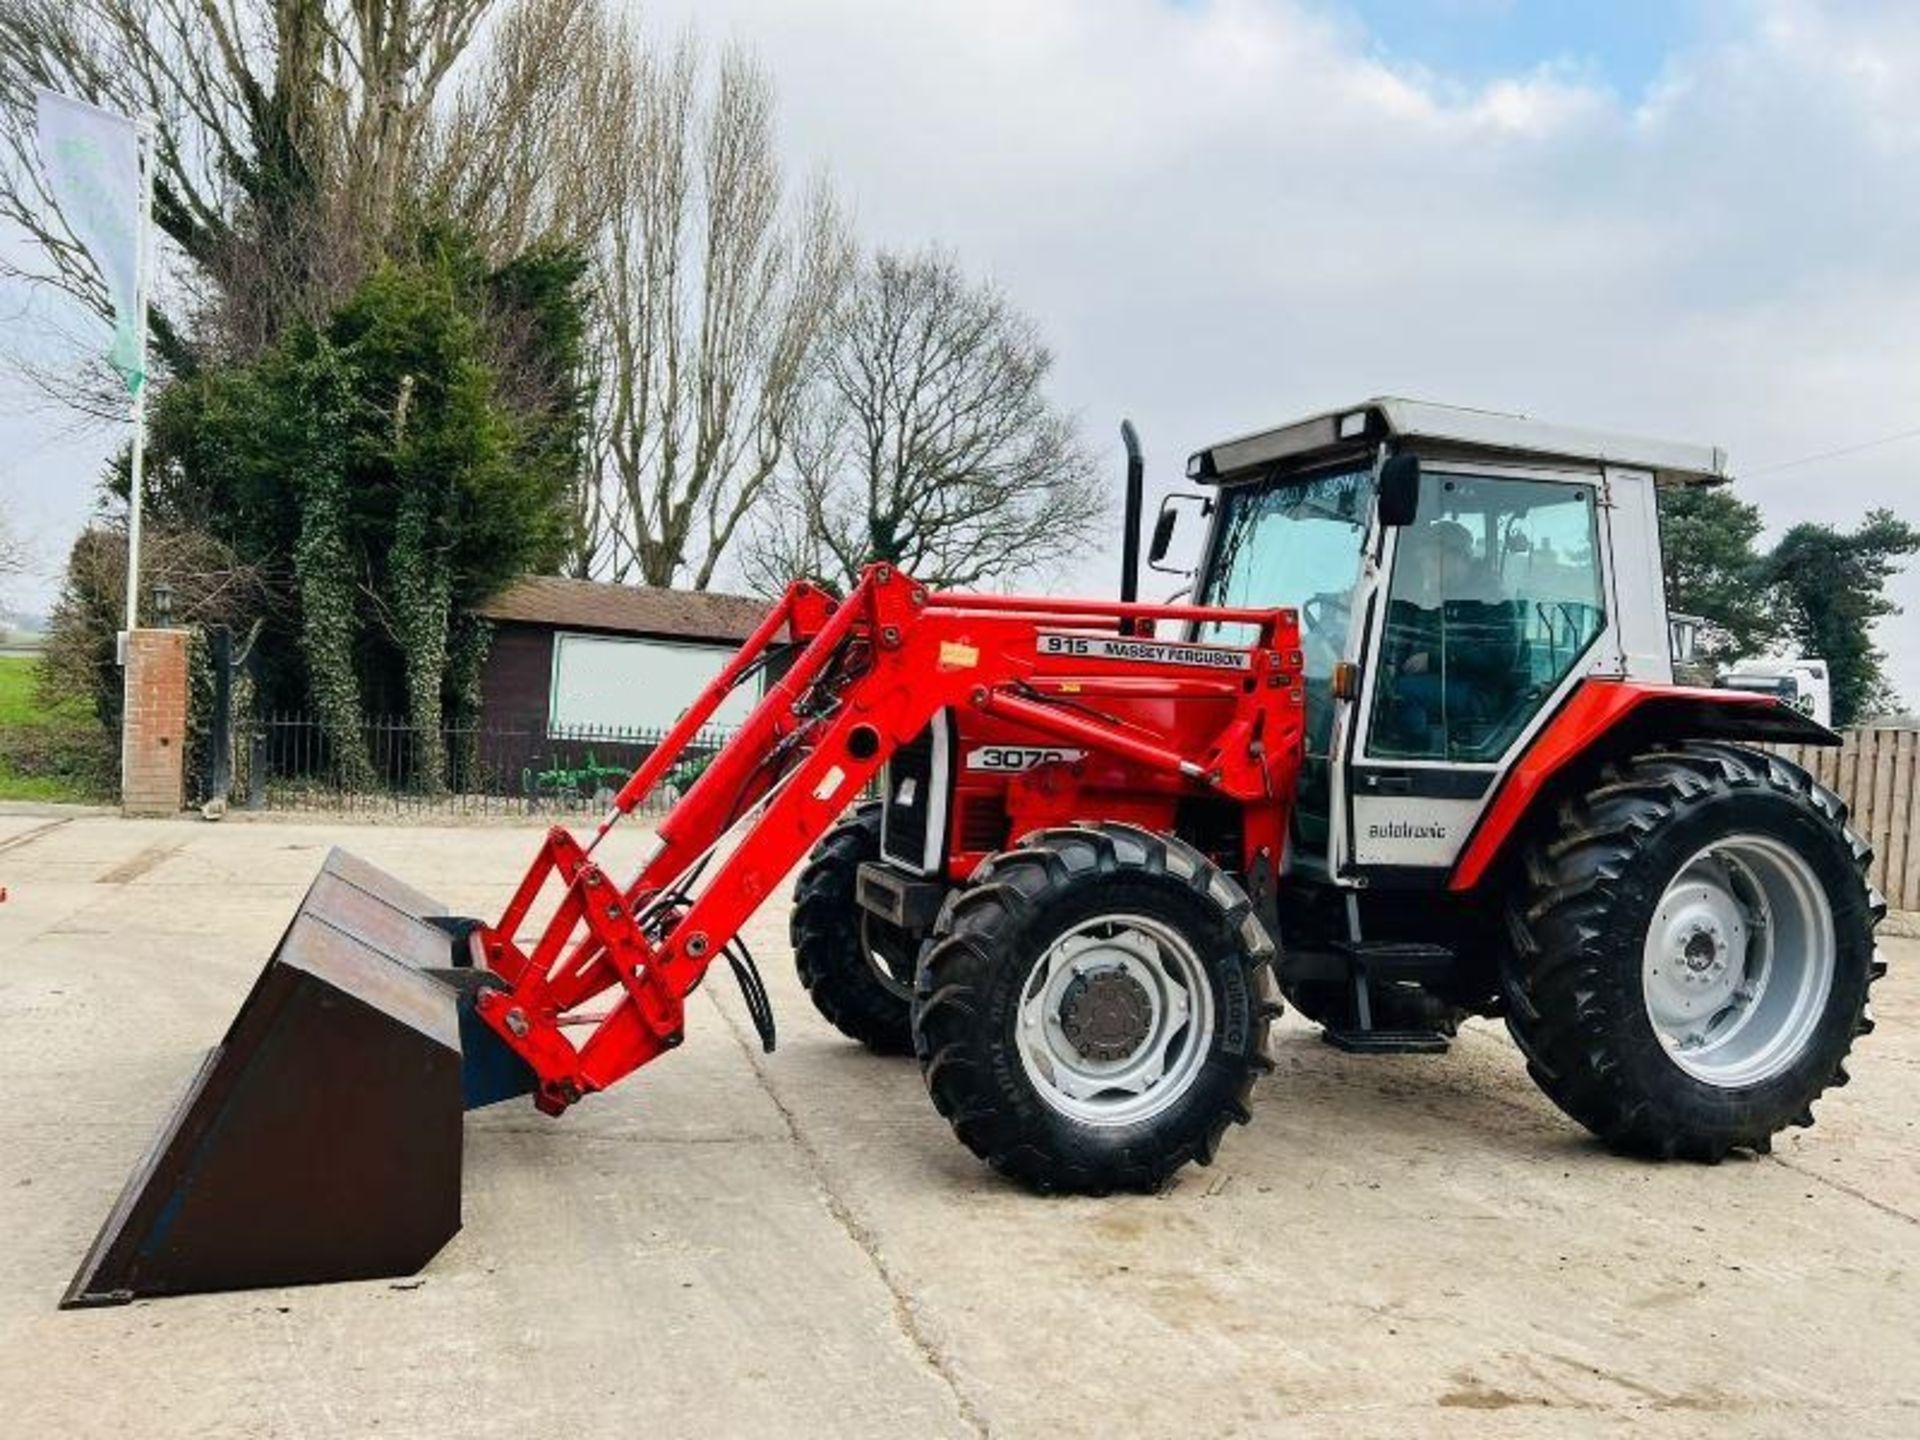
[1, 810, 1916, 1439]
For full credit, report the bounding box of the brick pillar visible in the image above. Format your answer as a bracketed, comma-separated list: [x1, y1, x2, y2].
[122, 629, 190, 816]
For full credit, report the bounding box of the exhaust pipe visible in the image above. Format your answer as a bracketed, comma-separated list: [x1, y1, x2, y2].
[63, 850, 530, 1307]
[1119, 418, 1144, 633]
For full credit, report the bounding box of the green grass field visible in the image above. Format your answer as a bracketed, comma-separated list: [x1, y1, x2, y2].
[0, 654, 113, 803]
[0, 655, 87, 725]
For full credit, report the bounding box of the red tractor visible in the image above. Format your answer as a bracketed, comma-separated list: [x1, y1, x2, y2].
[68, 400, 1885, 1306]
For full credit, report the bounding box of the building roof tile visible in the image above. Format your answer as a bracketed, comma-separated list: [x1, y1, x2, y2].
[474, 576, 767, 643]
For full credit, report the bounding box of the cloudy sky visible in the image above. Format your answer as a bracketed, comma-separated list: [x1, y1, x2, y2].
[4, 0, 1917, 698]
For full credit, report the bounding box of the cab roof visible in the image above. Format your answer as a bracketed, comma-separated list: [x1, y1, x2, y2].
[1189, 398, 1731, 488]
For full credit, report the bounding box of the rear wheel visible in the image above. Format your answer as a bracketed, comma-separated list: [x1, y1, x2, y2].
[913, 823, 1279, 1193]
[791, 802, 917, 1053]
[1504, 743, 1884, 1159]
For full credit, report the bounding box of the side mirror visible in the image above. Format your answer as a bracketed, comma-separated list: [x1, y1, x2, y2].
[1378, 453, 1421, 527]
[1149, 492, 1211, 574]
[1148, 506, 1179, 566]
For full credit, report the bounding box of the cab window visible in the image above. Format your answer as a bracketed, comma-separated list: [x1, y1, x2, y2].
[1369, 473, 1604, 762]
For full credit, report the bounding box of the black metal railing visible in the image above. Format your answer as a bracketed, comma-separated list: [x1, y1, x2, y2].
[243, 713, 737, 817]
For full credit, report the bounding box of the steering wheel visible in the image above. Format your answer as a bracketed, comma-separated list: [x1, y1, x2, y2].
[1299, 591, 1351, 669]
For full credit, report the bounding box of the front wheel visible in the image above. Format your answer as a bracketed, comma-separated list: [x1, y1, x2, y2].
[1504, 743, 1885, 1160]
[913, 823, 1279, 1193]
[791, 802, 918, 1053]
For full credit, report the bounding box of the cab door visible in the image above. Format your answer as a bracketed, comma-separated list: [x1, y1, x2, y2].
[1337, 464, 1615, 881]
[1191, 464, 1376, 869]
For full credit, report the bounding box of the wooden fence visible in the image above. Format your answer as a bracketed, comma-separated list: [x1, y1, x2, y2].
[1768, 727, 1920, 912]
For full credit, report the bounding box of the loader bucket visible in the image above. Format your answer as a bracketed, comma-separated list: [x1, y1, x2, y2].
[62, 850, 531, 1308]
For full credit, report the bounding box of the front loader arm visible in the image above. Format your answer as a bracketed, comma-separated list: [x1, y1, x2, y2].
[470, 564, 1302, 1115]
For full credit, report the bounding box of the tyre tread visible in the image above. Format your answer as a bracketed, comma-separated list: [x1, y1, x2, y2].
[1504, 741, 1883, 1160]
[913, 821, 1275, 1193]
[791, 801, 915, 1053]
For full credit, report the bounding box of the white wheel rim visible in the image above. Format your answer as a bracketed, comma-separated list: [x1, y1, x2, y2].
[1641, 833, 1836, 1088]
[1014, 914, 1215, 1127]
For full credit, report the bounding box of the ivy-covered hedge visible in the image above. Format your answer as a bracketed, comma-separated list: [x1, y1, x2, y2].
[124, 227, 588, 788]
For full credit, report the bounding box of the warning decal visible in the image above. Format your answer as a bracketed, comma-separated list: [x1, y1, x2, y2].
[937, 640, 980, 670]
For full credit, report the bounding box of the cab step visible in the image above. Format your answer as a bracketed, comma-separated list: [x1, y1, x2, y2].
[1328, 939, 1455, 982]
[1322, 1025, 1451, 1055]
[1319, 941, 1456, 1055]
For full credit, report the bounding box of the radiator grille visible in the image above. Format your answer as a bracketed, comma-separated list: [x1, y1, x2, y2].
[880, 724, 937, 869]
[958, 795, 1009, 855]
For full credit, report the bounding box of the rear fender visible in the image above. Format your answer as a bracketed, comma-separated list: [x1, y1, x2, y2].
[1448, 682, 1838, 892]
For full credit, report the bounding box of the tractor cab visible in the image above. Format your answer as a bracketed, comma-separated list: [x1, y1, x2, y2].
[1172, 398, 1727, 886]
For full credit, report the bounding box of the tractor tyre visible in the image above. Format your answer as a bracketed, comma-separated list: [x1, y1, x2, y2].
[791, 801, 918, 1054]
[1504, 742, 1884, 1160]
[912, 822, 1279, 1193]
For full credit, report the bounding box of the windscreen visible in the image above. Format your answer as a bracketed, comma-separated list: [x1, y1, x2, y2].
[1197, 466, 1371, 673]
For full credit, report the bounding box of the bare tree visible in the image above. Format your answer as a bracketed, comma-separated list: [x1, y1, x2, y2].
[418, 0, 630, 585]
[5, 1, 853, 591]
[40, 520, 279, 730]
[0, 0, 498, 373]
[565, 27, 851, 589]
[745, 249, 1106, 595]
[421, 0, 613, 258]
[0, 508, 26, 608]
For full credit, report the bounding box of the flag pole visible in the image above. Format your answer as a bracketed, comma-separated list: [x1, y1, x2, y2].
[123, 114, 154, 637]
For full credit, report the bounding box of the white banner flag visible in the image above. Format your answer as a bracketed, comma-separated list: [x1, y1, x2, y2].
[33, 89, 145, 395]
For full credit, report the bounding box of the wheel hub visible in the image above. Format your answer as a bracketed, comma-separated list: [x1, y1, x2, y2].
[1059, 969, 1153, 1061]
[1641, 835, 1837, 1086]
[1015, 915, 1215, 1128]
[1682, 929, 1721, 975]
[1645, 877, 1749, 1031]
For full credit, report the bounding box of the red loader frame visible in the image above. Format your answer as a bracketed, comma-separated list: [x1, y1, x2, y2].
[467, 564, 1305, 1115]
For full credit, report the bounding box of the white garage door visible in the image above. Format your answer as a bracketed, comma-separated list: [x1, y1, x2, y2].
[549, 632, 759, 733]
